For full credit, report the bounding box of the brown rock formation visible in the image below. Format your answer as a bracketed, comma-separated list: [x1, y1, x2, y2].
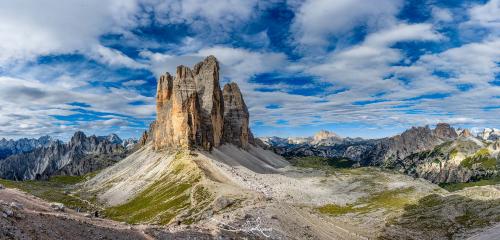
[151, 56, 253, 151]
[153, 66, 200, 150]
[459, 129, 472, 137]
[433, 123, 458, 139]
[222, 82, 253, 149]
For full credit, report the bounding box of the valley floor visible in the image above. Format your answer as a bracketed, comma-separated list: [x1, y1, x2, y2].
[1, 144, 500, 240]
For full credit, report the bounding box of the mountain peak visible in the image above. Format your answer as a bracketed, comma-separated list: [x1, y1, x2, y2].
[151, 56, 253, 151]
[433, 123, 457, 139]
[106, 133, 122, 144]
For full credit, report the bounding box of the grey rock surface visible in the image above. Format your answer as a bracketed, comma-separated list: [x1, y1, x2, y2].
[0, 132, 130, 180]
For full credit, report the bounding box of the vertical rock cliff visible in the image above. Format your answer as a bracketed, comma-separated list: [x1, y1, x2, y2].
[222, 82, 252, 149]
[193, 56, 224, 150]
[152, 56, 253, 151]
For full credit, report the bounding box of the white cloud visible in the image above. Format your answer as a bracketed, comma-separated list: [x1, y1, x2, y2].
[0, 0, 140, 65]
[142, 46, 288, 84]
[123, 80, 148, 87]
[291, 0, 402, 48]
[150, 0, 264, 28]
[0, 75, 155, 139]
[468, 0, 500, 30]
[308, 23, 443, 95]
[364, 23, 442, 47]
[431, 7, 453, 23]
[92, 45, 145, 69]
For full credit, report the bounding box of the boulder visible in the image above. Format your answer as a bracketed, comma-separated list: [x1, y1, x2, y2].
[2, 208, 14, 218]
[212, 196, 234, 212]
[9, 202, 23, 210]
[50, 202, 65, 212]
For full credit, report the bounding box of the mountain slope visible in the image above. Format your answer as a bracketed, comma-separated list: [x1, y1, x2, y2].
[0, 132, 132, 180]
[395, 136, 500, 183]
[0, 136, 59, 160]
[82, 142, 285, 225]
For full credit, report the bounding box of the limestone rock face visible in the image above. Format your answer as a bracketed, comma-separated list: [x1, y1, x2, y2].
[153, 66, 200, 150]
[193, 56, 224, 150]
[222, 83, 253, 149]
[152, 56, 253, 151]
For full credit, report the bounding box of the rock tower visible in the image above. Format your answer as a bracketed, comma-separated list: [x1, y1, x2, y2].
[150, 56, 253, 151]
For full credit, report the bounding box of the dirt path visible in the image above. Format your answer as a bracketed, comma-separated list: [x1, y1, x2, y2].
[0, 187, 155, 240]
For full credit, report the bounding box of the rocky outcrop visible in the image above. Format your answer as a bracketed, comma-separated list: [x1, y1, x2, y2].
[194, 56, 224, 149]
[459, 129, 472, 137]
[222, 83, 253, 149]
[367, 123, 457, 166]
[0, 132, 130, 180]
[153, 67, 200, 150]
[433, 123, 458, 139]
[151, 56, 253, 150]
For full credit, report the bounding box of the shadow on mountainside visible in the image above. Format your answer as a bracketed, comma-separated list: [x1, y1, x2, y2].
[379, 193, 500, 240]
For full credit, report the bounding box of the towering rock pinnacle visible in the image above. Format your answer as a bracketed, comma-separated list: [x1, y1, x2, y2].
[154, 65, 200, 150]
[193, 56, 224, 150]
[223, 82, 253, 149]
[152, 56, 252, 151]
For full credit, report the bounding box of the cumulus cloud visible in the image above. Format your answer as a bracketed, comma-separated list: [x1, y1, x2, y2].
[468, 0, 500, 30]
[0, 76, 155, 139]
[309, 23, 443, 95]
[0, 0, 141, 65]
[291, 0, 402, 48]
[142, 46, 288, 84]
[92, 45, 146, 69]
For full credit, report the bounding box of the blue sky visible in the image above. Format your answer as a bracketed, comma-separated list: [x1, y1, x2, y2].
[0, 0, 499, 140]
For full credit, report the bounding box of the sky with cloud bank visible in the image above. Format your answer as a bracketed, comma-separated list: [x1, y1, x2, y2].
[0, 0, 499, 140]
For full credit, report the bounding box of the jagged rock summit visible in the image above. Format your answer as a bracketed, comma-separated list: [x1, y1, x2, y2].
[151, 56, 253, 151]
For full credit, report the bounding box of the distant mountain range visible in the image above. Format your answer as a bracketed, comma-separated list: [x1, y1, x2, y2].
[260, 124, 500, 184]
[0, 132, 137, 180]
[0, 136, 61, 160]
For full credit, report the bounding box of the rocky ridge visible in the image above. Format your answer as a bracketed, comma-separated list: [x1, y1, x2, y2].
[0, 132, 133, 180]
[147, 56, 253, 151]
[0, 136, 60, 160]
[480, 128, 500, 141]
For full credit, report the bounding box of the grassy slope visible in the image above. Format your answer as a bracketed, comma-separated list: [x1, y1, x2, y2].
[289, 156, 356, 169]
[460, 148, 498, 170]
[0, 151, 216, 226]
[380, 193, 500, 239]
[317, 187, 415, 216]
[0, 172, 99, 211]
[103, 152, 214, 225]
[440, 176, 500, 192]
